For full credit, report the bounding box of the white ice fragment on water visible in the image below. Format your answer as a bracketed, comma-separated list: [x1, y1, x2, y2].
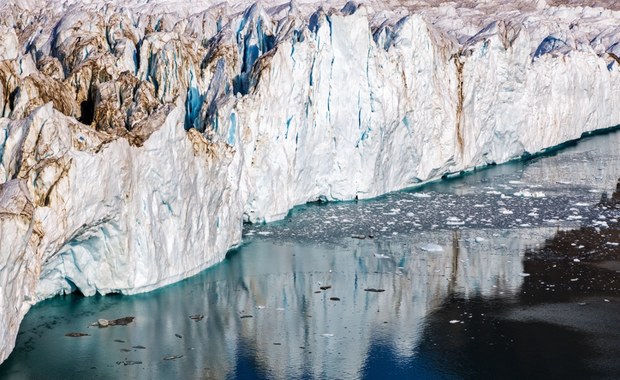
[449, 320, 460, 324]
[574, 202, 590, 206]
[256, 305, 266, 309]
[475, 237, 485, 242]
[486, 191, 502, 195]
[412, 193, 431, 198]
[518, 273, 531, 277]
[499, 208, 513, 215]
[604, 299, 610, 303]
[509, 180, 525, 185]
[419, 243, 443, 252]
[320, 333, 334, 337]
[446, 217, 464, 225]
[514, 189, 545, 198]
[406, 212, 415, 217]
[606, 242, 619, 246]
[567, 215, 582, 220]
[573, 258, 581, 263]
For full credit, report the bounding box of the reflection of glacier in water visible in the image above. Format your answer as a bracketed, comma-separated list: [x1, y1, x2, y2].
[221, 230, 542, 379]
[0, 227, 555, 379]
[3, 130, 620, 378]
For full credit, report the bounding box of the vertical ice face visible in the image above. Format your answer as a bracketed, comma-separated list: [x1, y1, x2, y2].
[1, 0, 620, 364]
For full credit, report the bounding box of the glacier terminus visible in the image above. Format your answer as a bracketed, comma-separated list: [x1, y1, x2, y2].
[1, 0, 620, 364]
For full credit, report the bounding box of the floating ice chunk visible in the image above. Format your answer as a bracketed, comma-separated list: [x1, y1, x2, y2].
[518, 273, 531, 277]
[449, 320, 460, 324]
[486, 191, 502, 195]
[606, 242, 619, 246]
[475, 237, 485, 242]
[574, 202, 590, 206]
[320, 333, 334, 337]
[514, 189, 546, 198]
[419, 243, 443, 252]
[573, 258, 581, 263]
[499, 208, 513, 215]
[446, 217, 464, 225]
[412, 193, 431, 198]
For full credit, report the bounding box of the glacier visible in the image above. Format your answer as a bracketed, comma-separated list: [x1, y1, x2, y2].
[1, 0, 620, 364]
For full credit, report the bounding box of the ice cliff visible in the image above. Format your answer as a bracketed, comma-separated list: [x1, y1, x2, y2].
[1, 0, 620, 363]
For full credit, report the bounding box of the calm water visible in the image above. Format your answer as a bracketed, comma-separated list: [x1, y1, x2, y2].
[2, 130, 620, 379]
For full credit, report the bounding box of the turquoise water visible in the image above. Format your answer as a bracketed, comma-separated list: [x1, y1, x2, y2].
[2, 130, 620, 379]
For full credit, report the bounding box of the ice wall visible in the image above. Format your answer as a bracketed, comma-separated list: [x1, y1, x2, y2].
[1, 0, 620, 363]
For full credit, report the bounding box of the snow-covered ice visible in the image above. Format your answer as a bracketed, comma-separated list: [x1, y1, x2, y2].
[1, 0, 620, 364]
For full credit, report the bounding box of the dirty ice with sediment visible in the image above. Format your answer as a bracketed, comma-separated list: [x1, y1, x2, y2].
[1, 0, 620, 364]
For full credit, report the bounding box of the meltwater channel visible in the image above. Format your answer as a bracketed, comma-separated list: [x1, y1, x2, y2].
[2, 129, 620, 379]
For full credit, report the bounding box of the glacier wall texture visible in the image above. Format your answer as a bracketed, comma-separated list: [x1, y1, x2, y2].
[1, 0, 620, 363]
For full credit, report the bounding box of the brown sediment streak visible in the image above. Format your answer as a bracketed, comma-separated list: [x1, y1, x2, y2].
[453, 53, 464, 154]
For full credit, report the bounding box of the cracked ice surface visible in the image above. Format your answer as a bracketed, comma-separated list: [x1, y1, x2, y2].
[2, 0, 620, 363]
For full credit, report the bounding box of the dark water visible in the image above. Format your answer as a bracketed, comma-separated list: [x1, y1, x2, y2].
[2, 130, 620, 379]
